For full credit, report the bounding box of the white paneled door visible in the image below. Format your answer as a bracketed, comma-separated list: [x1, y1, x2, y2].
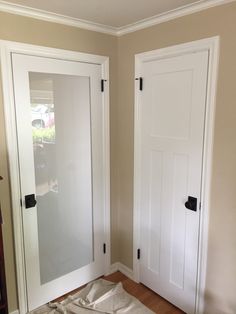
[11, 53, 107, 311]
[137, 51, 209, 313]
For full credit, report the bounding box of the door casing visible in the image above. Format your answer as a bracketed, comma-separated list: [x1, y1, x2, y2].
[133, 36, 220, 314]
[0, 40, 110, 314]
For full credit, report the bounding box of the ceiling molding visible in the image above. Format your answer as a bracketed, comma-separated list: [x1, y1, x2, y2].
[116, 0, 236, 36]
[0, 0, 234, 37]
[0, 0, 117, 35]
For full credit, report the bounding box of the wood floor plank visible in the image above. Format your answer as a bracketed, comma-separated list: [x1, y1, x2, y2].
[104, 272, 185, 314]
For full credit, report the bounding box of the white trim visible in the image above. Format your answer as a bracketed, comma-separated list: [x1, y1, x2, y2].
[10, 310, 20, 314]
[0, 40, 110, 314]
[117, 0, 235, 36]
[133, 36, 220, 314]
[196, 36, 220, 314]
[117, 263, 134, 281]
[0, 43, 28, 314]
[109, 262, 119, 274]
[0, 0, 117, 35]
[109, 263, 134, 281]
[102, 58, 111, 275]
[0, 0, 234, 36]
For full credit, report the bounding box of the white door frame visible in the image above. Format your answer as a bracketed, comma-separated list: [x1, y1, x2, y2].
[133, 36, 220, 314]
[0, 40, 110, 314]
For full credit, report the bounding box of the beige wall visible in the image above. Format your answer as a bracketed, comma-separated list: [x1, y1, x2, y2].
[0, 12, 118, 312]
[0, 2, 236, 313]
[117, 2, 236, 313]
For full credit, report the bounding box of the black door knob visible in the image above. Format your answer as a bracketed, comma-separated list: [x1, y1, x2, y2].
[25, 194, 37, 209]
[185, 196, 197, 212]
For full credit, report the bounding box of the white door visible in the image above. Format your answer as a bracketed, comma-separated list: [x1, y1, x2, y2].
[137, 51, 209, 313]
[11, 53, 107, 311]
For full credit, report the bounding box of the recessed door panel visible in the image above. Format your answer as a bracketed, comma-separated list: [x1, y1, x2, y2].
[148, 150, 163, 275]
[150, 70, 193, 140]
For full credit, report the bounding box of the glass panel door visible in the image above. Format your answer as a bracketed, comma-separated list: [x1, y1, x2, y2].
[29, 73, 93, 284]
[11, 53, 106, 311]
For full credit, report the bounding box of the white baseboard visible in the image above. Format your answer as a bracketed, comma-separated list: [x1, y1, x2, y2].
[10, 310, 19, 314]
[109, 262, 134, 281]
[108, 262, 119, 274]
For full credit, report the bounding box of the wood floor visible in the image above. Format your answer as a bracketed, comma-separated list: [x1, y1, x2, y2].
[104, 272, 184, 314]
[55, 271, 184, 314]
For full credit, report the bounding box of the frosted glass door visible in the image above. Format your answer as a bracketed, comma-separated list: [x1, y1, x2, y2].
[12, 53, 106, 311]
[30, 73, 93, 284]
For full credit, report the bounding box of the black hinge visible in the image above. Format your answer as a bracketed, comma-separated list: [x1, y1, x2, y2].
[137, 248, 141, 260]
[103, 243, 106, 254]
[101, 79, 107, 92]
[135, 77, 143, 91]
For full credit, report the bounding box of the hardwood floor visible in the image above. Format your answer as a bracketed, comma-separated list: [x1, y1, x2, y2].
[104, 272, 185, 314]
[55, 271, 184, 314]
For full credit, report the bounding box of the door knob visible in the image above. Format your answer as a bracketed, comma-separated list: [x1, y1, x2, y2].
[185, 196, 197, 212]
[25, 194, 37, 208]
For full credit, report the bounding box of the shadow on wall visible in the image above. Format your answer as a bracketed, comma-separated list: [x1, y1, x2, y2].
[204, 290, 236, 314]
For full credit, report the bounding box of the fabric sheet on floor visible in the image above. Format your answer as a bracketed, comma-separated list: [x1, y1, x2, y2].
[31, 279, 154, 313]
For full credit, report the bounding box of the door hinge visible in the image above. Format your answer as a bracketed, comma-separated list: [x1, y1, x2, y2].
[135, 77, 143, 91]
[101, 79, 107, 92]
[103, 243, 106, 254]
[20, 198, 22, 207]
[137, 248, 141, 260]
[199, 202, 202, 211]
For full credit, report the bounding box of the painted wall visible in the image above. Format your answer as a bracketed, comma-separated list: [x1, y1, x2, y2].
[0, 2, 236, 313]
[0, 11, 118, 312]
[117, 2, 236, 313]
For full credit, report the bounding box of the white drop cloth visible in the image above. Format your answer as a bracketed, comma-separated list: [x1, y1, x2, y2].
[31, 279, 154, 314]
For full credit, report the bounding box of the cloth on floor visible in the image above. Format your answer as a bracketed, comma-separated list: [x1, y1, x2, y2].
[31, 278, 154, 314]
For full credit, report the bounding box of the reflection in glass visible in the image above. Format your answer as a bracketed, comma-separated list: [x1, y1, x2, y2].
[29, 72, 94, 284]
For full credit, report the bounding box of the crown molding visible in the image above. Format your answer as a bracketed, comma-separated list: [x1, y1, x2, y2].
[0, 0, 117, 35]
[0, 0, 234, 37]
[117, 0, 236, 36]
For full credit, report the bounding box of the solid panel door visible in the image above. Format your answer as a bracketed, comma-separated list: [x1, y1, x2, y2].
[11, 53, 106, 311]
[139, 51, 209, 313]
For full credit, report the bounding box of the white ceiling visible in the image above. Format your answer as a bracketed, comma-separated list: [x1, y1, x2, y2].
[0, 0, 206, 28]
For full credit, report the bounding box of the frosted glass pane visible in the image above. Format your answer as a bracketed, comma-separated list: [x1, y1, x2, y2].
[29, 72, 93, 284]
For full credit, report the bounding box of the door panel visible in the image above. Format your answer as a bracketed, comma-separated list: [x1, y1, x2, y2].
[139, 51, 209, 313]
[30, 73, 93, 285]
[11, 54, 105, 311]
[150, 70, 193, 140]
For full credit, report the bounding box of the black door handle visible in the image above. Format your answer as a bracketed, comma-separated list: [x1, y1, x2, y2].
[185, 196, 197, 212]
[25, 194, 37, 209]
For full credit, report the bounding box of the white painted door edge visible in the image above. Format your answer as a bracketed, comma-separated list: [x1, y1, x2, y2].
[133, 36, 220, 314]
[0, 40, 110, 314]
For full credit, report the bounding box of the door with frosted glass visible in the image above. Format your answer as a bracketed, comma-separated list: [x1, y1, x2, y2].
[11, 53, 106, 311]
